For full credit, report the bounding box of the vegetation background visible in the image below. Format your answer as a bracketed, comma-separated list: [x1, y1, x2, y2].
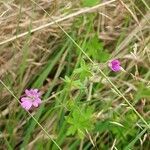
[0, 0, 150, 149]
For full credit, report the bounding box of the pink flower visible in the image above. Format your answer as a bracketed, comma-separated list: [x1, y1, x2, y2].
[20, 89, 42, 111]
[108, 59, 121, 72]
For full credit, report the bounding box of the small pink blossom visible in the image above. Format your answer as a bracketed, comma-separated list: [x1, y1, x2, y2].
[20, 89, 42, 111]
[108, 59, 121, 72]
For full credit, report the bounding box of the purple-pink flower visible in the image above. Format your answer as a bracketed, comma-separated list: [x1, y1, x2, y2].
[20, 89, 42, 111]
[108, 59, 121, 72]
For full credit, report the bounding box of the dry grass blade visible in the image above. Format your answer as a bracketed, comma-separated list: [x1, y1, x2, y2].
[0, 0, 116, 45]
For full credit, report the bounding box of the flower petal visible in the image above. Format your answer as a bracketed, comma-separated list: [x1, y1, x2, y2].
[33, 89, 38, 93]
[111, 60, 120, 66]
[35, 98, 42, 104]
[21, 100, 32, 110]
[32, 101, 39, 107]
[112, 65, 121, 72]
[25, 89, 33, 97]
[21, 97, 31, 102]
[108, 59, 121, 72]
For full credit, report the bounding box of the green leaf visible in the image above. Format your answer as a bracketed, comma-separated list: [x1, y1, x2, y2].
[67, 126, 77, 136]
[73, 59, 92, 80]
[86, 36, 110, 62]
[77, 129, 85, 139]
[99, 51, 110, 62]
[82, 0, 100, 7]
[62, 76, 85, 90]
[95, 120, 109, 133]
[135, 84, 150, 100]
[66, 106, 94, 139]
